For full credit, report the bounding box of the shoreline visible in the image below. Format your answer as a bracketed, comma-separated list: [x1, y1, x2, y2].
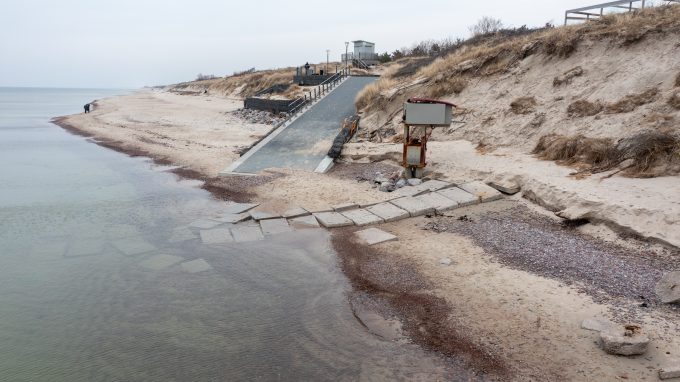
[52, 91, 680, 380]
[52, 116, 260, 202]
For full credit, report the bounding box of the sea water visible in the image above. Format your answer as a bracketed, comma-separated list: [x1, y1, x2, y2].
[0, 88, 461, 381]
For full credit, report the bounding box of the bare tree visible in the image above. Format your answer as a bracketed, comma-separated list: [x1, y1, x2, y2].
[469, 16, 504, 37]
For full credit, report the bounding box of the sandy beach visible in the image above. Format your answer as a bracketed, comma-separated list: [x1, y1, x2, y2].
[52, 87, 680, 380]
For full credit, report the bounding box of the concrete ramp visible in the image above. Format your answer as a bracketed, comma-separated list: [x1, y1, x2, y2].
[222, 76, 377, 175]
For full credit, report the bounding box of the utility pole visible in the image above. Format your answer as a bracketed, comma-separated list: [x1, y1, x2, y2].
[345, 42, 349, 74]
[326, 49, 330, 75]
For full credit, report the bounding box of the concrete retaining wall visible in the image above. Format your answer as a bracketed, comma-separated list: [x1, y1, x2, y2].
[294, 75, 334, 86]
[244, 98, 304, 113]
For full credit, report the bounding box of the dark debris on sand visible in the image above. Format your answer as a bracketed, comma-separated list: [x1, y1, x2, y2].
[425, 205, 680, 316]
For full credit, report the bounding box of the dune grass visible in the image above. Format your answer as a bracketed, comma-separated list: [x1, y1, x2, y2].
[355, 5, 680, 111]
[669, 91, 680, 110]
[533, 131, 680, 176]
[510, 97, 537, 115]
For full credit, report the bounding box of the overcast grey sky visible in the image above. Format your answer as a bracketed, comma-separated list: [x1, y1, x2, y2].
[0, 0, 664, 88]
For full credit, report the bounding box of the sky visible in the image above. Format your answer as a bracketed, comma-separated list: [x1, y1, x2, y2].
[0, 0, 667, 88]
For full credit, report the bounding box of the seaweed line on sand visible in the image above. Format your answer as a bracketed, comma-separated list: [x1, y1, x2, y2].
[331, 228, 512, 380]
[51, 116, 283, 203]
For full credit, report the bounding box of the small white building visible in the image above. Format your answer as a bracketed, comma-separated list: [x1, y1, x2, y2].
[342, 40, 379, 65]
[353, 40, 375, 59]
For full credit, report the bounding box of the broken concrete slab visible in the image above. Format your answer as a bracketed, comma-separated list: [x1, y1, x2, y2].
[333, 202, 359, 212]
[301, 202, 333, 214]
[230, 226, 264, 242]
[459, 181, 503, 202]
[189, 219, 223, 230]
[436, 187, 480, 207]
[358, 201, 380, 209]
[355, 228, 398, 246]
[139, 254, 184, 270]
[313, 212, 354, 228]
[581, 318, 615, 332]
[167, 227, 197, 243]
[394, 186, 422, 197]
[31, 241, 68, 260]
[223, 202, 259, 215]
[486, 177, 521, 195]
[414, 192, 459, 213]
[390, 197, 436, 217]
[181, 259, 213, 274]
[366, 202, 410, 223]
[260, 218, 293, 235]
[655, 271, 680, 304]
[341, 209, 384, 226]
[199, 228, 234, 245]
[289, 215, 320, 229]
[419, 180, 452, 192]
[599, 326, 649, 356]
[282, 207, 309, 219]
[249, 210, 279, 221]
[659, 366, 680, 380]
[112, 237, 156, 256]
[211, 213, 250, 224]
[65, 239, 105, 258]
[394, 179, 452, 197]
[106, 224, 142, 239]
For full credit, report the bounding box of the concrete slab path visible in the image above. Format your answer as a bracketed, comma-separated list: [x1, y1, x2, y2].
[226, 76, 378, 174]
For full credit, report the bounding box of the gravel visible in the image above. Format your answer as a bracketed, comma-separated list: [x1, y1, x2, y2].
[328, 162, 401, 183]
[231, 108, 288, 125]
[425, 205, 680, 311]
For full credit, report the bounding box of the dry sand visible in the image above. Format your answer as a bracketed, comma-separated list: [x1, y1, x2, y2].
[54, 89, 272, 177]
[54, 87, 680, 380]
[370, 206, 680, 381]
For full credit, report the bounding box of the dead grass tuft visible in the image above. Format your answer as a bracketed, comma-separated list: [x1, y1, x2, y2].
[543, 28, 581, 58]
[643, 113, 675, 128]
[675, 72, 680, 88]
[510, 97, 537, 115]
[567, 100, 603, 117]
[605, 88, 659, 114]
[533, 131, 680, 177]
[669, 91, 680, 110]
[354, 77, 395, 111]
[532, 134, 618, 167]
[553, 66, 584, 87]
[428, 76, 468, 98]
[392, 57, 437, 78]
[618, 131, 680, 175]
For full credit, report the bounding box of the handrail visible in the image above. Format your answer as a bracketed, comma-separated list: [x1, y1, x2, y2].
[565, 0, 680, 25]
[273, 68, 350, 128]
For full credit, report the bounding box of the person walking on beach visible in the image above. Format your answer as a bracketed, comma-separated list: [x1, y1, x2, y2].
[84, 103, 91, 113]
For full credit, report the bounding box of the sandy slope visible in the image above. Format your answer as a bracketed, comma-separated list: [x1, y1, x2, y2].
[360, 38, 680, 150]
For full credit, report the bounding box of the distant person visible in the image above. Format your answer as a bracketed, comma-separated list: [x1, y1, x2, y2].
[304, 62, 310, 75]
[84, 103, 90, 113]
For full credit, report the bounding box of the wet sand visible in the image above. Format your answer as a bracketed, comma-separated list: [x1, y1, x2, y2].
[53, 92, 680, 380]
